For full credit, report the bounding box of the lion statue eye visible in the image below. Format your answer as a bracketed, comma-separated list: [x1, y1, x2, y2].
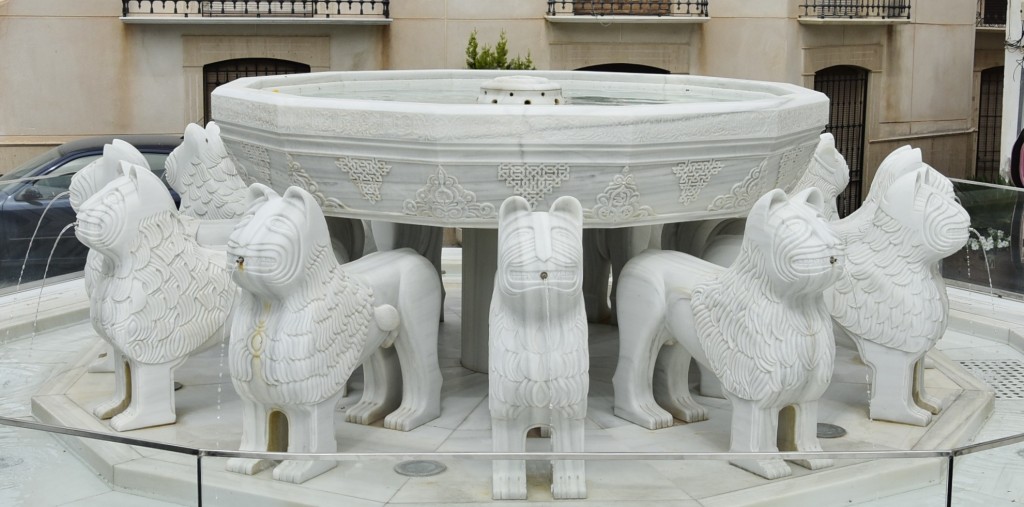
[103, 191, 122, 207]
[267, 217, 293, 233]
[781, 217, 811, 239]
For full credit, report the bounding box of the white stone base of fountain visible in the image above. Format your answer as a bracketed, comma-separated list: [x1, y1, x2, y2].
[26, 283, 994, 506]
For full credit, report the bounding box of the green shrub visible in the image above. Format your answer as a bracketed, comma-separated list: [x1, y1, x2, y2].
[466, 30, 535, 70]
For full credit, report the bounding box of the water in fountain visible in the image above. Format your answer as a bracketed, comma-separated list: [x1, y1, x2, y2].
[31, 222, 77, 337]
[967, 227, 998, 318]
[15, 190, 72, 290]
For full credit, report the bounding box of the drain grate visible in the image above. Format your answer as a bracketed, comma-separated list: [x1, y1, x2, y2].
[957, 360, 1024, 400]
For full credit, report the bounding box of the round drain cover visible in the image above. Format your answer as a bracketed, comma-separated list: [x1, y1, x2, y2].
[394, 460, 447, 477]
[817, 423, 846, 439]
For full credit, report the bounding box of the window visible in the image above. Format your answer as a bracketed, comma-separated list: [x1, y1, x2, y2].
[814, 65, 869, 217]
[977, 67, 1004, 182]
[32, 155, 101, 200]
[979, 0, 1008, 26]
[203, 58, 312, 123]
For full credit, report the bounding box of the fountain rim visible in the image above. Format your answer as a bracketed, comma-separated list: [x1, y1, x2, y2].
[212, 69, 828, 118]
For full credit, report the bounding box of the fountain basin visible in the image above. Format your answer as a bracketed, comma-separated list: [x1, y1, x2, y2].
[211, 70, 829, 227]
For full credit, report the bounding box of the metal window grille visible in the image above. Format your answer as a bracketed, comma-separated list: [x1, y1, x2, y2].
[799, 0, 911, 19]
[976, 67, 1004, 182]
[546, 0, 708, 17]
[122, 1, 389, 18]
[978, 0, 1008, 26]
[814, 66, 868, 218]
[200, 1, 313, 17]
[203, 59, 311, 123]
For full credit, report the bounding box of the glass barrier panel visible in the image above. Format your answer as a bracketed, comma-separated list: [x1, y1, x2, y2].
[951, 422, 1024, 505]
[0, 423, 198, 506]
[196, 453, 952, 506]
[943, 180, 1024, 297]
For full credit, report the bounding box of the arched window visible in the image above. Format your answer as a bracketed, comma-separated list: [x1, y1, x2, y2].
[977, 66, 1004, 182]
[814, 65, 869, 217]
[203, 58, 311, 123]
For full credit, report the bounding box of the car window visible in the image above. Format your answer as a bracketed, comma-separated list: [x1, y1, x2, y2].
[31, 155, 101, 199]
[144, 153, 170, 180]
[0, 147, 61, 183]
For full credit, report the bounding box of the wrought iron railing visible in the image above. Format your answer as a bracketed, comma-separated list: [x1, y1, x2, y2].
[546, 0, 709, 17]
[977, 0, 1008, 27]
[121, 0, 389, 18]
[799, 0, 910, 20]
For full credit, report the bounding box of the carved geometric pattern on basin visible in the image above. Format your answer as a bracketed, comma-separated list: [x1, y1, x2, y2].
[403, 166, 497, 220]
[673, 159, 723, 206]
[232, 141, 272, 186]
[584, 167, 654, 222]
[776, 144, 817, 193]
[287, 154, 349, 212]
[336, 156, 392, 203]
[497, 162, 571, 209]
[707, 159, 771, 212]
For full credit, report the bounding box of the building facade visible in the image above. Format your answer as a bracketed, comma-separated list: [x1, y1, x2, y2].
[0, 0, 1006, 205]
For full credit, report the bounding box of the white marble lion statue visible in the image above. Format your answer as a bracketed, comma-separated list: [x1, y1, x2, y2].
[701, 145, 971, 426]
[827, 165, 970, 426]
[69, 140, 154, 374]
[699, 133, 849, 268]
[613, 187, 844, 479]
[224, 184, 443, 484]
[75, 162, 235, 431]
[489, 195, 589, 500]
[164, 121, 250, 221]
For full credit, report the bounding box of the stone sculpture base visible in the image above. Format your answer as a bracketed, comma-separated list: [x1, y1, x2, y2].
[28, 312, 994, 506]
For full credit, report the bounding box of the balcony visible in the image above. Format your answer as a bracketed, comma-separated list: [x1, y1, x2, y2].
[120, 1, 390, 24]
[977, 0, 1008, 30]
[798, 0, 911, 25]
[545, 0, 710, 24]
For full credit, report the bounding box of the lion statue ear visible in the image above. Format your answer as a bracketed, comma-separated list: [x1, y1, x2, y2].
[499, 195, 531, 221]
[283, 185, 331, 242]
[791, 187, 825, 213]
[206, 121, 221, 139]
[879, 167, 927, 219]
[108, 140, 150, 171]
[549, 195, 583, 226]
[184, 122, 204, 149]
[118, 161, 177, 212]
[246, 183, 278, 212]
[745, 189, 789, 244]
[749, 188, 788, 222]
[283, 185, 318, 211]
[120, 160, 139, 184]
[283, 186, 328, 229]
[867, 146, 923, 201]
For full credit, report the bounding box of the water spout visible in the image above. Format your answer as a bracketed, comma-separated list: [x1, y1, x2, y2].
[15, 190, 72, 290]
[967, 227, 997, 318]
[31, 222, 77, 337]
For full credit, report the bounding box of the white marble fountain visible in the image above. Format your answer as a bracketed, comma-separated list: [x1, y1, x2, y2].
[4, 70, 1006, 506]
[211, 70, 831, 373]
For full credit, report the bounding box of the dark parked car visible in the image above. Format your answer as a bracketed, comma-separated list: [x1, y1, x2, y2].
[0, 135, 181, 287]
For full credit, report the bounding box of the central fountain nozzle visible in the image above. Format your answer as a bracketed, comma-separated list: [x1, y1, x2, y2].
[829, 256, 838, 265]
[479, 76, 563, 106]
[235, 256, 245, 268]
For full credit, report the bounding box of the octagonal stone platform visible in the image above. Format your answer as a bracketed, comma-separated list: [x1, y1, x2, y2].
[20, 269, 995, 506]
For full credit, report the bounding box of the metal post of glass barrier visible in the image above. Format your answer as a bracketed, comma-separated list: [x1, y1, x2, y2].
[197, 454, 204, 507]
[946, 454, 954, 507]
